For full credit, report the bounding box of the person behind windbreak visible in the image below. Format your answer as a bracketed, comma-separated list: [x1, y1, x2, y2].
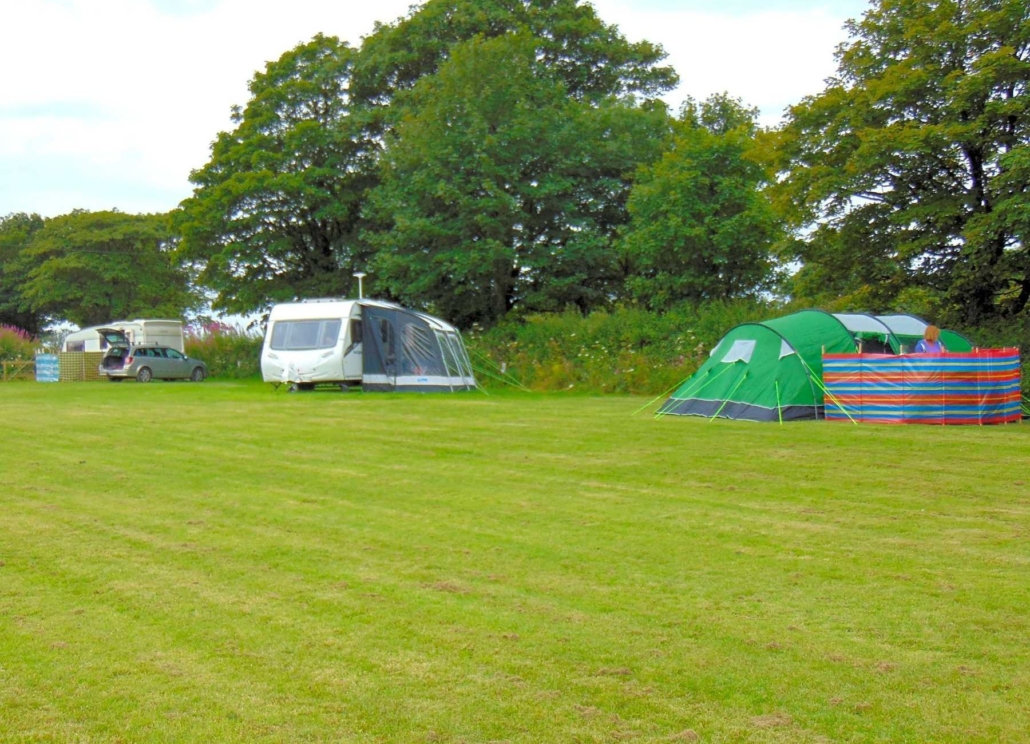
[915, 324, 946, 353]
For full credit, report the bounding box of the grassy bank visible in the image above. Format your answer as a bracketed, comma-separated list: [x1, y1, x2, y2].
[2, 382, 1028, 742]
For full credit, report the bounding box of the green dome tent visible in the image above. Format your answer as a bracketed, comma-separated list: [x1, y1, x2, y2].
[657, 310, 975, 422]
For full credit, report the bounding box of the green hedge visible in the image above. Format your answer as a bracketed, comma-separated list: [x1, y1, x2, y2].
[959, 316, 1030, 399]
[465, 301, 772, 395]
[185, 325, 263, 379]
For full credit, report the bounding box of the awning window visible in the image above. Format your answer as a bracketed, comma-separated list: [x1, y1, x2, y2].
[722, 339, 756, 364]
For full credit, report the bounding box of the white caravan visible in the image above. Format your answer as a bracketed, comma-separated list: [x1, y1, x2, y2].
[62, 320, 185, 353]
[261, 299, 476, 392]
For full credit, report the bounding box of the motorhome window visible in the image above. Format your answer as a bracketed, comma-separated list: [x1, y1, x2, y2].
[349, 319, 362, 345]
[270, 320, 342, 351]
[67, 341, 85, 352]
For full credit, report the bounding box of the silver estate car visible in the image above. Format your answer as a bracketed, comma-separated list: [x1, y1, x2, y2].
[100, 343, 207, 383]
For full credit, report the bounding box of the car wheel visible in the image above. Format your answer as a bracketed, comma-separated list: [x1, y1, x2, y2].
[190, 367, 206, 382]
[136, 367, 153, 383]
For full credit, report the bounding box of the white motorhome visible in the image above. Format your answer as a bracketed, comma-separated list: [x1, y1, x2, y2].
[62, 320, 185, 353]
[261, 299, 476, 392]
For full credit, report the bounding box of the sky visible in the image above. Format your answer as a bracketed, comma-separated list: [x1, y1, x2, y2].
[0, 0, 871, 219]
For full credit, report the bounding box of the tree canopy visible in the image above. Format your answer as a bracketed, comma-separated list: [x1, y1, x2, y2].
[351, 0, 677, 107]
[774, 0, 1030, 323]
[13, 0, 1029, 335]
[19, 211, 195, 328]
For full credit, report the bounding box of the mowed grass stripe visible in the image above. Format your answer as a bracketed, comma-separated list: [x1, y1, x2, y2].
[1, 382, 1029, 742]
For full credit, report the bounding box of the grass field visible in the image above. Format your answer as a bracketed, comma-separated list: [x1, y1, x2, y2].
[1, 381, 1028, 743]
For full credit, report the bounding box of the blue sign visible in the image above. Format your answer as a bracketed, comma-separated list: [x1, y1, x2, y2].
[35, 354, 60, 383]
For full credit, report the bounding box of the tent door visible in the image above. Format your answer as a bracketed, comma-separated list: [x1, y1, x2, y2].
[343, 317, 363, 379]
[360, 306, 400, 391]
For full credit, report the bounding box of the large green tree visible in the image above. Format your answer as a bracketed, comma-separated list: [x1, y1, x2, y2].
[177, 34, 373, 313]
[19, 210, 195, 328]
[774, 0, 1030, 322]
[621, 94, 781, 310]
[0, 212, 46, 334]
[367, 33, 669, 326]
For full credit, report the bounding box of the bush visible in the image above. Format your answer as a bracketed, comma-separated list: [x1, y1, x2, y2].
[0, 325, 36, 362]
[958, 315, 1030, 399]
[466, 300, 773, 395]
[184, 322, 263, 379]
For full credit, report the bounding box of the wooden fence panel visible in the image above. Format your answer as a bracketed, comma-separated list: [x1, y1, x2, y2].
[1, 360, 36, 381]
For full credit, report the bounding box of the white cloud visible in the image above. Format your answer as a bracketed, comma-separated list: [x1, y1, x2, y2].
[0, 0, 413, 216]
[592, 0, 854, 124]
[0, 0, 859, 218]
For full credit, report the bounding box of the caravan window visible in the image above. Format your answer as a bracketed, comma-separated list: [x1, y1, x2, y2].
[270, 320, 342, 351]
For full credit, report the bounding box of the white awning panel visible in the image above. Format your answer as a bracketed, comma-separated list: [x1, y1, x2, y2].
[833, 313, 893, 335]
[876, 314, 928, 336]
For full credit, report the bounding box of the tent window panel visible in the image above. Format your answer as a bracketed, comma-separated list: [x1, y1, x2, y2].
[437, 332, 460, 377]
[400, 323, 444, 375]
[378, 319, 395, 364]
[779, 339, 796, 359]
[445, 333, 472, 378]
[456, 338, 474, 379]
[722, 339, 756, 364]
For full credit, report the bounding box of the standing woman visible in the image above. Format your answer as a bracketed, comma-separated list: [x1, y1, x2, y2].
[915, 325, 946, 353]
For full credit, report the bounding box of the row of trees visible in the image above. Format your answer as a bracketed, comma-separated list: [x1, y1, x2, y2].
[2, 0, 1028, 334]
